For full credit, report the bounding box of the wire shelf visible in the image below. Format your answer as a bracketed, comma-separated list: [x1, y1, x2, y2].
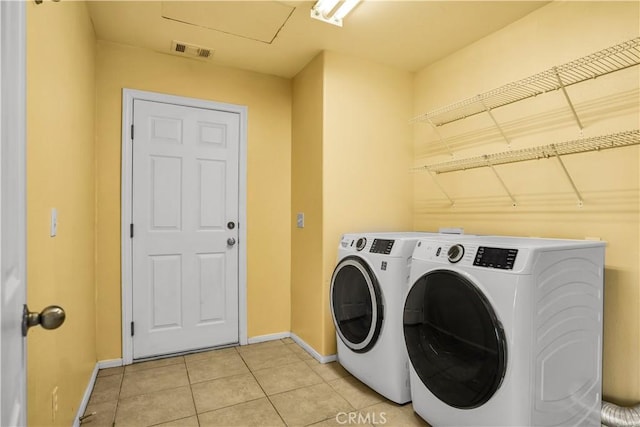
[413, 38, 640, 126]
[422, 130, 639, 174]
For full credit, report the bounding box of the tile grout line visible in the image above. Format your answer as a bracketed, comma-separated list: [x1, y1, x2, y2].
[190, 346, 248, 425]
[191, 346, 282, 423]
[196, 396, 270, 423]
[111, 369, 125, 426]
[118, 357, 197, 427]
[239, 342, 290, 427]
[181, 356, 201, 427]
[113, 360, 190, 400]
[258, 339, 354, 427]
[256, 339, 343, 425]
[187, 365, 201, 427]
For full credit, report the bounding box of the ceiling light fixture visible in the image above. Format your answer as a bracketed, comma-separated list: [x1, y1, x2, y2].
[310, 0, 361, 27]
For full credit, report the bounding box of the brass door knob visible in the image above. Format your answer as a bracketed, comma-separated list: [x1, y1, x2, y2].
[22, 305, 66, 336]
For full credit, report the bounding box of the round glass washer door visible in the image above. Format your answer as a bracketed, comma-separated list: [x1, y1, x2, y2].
[330, 256, 384, 353]
[403, 269, 507, 409]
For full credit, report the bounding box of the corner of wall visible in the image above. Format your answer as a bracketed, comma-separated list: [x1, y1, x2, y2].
[290, 52, 326, 352]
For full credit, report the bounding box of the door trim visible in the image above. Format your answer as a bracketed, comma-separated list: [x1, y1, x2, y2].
[120, 89, 248, 365]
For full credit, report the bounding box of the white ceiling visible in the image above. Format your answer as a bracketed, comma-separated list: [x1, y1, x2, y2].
[86, 1, 549, 78]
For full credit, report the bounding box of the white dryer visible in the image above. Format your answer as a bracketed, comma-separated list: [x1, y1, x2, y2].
[330, 232, 434, 404]
[403, 235, 605, 426]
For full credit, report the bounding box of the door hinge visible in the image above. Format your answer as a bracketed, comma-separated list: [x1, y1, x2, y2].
[130, 223, 134, 238]
[130, 124, 134, 141]
[131, 321, 135, 336]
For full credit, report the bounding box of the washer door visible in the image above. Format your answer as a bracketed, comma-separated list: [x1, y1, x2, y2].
[403, 269, 507, 409]
[330, 256, 383, 353]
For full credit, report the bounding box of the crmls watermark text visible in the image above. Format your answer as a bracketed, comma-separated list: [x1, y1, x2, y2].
[335, 411, 387, 425]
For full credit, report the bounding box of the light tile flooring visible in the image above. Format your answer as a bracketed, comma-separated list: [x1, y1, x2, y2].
[82, 338, 429, 427]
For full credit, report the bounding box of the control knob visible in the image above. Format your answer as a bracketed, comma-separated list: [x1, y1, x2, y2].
[447, 244, 465, 263]
[356, 238, 367, 251]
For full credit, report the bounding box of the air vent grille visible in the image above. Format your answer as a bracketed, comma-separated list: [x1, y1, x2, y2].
[170, 41, 214, 60]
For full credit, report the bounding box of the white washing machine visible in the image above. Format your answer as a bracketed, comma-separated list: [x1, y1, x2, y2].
[330, 232, 435, 404]
[403, 235, 605, 426]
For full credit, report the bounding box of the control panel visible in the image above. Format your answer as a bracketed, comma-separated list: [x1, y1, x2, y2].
[414, 240, 521, 269]
[370, 239, 395, 255]
[473, 247, 518, 270]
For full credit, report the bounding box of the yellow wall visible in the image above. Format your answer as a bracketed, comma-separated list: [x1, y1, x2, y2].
[95, 41, 292, 359]
[413, 1, 639, 403]
[26, 2, 97, 425]
[291, 53, 326, 352]
[291, 52, 414, 356]
[322, 52, 415, 354]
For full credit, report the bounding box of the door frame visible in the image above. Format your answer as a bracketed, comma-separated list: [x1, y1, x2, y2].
[121, 89, 248, 364]
[0, 0, 27, 423]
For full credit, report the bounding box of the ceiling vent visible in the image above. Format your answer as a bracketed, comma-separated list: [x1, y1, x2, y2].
[170, 41, 214, 60]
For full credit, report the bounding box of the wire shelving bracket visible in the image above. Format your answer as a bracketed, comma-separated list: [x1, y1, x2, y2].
[426, 118, 454, 156]
[418, 130, 640, 207]
[426, 170, 454, 206]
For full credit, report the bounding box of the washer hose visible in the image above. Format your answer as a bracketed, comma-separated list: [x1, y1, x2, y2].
[602, 401, 640, 427]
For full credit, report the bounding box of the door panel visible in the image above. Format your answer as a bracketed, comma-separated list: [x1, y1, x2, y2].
[197, 253, 226, 323]
[149, 116, 182, 144]
[198, 160, 225, 229]
[149, 255, 182, 329]
[132, 99, 239, 359]
[1, 1, 27, 424]
[151, 156, 182, 229]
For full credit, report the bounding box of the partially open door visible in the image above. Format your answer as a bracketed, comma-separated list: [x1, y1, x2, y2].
[1, 1, 27, 425]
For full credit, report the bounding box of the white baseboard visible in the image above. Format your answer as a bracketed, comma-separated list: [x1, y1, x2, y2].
[290, 333, 337, 364]
[247, 332, 291, 344]
[73, 364, 98, 427]
[74, 358, 123, 427]
[98, 358, 124, 369]
[245, 332, 337, 364]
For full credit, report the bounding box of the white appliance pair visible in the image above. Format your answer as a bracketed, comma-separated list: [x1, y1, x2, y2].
[330, 232, 605, 427]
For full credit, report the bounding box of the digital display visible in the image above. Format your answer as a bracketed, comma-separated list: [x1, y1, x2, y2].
[370, 239, 395, 255]
[473, 247, 518, 270]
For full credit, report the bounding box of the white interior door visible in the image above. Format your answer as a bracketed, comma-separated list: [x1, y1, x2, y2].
[131, 99, 240, 359]
[0, 1, 27, 425]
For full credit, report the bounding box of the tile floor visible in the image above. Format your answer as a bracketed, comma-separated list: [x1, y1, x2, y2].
[81, 338, 429, 427]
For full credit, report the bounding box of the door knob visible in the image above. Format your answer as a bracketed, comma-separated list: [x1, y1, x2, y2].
[227, 237, 236, 247]
[22, 304, 66, 336]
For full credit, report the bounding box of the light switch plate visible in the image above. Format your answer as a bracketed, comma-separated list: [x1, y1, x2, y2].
[50, 208, 57, 237]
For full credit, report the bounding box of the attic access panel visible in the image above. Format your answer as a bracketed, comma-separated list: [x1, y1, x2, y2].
[161, 1, 295, 44]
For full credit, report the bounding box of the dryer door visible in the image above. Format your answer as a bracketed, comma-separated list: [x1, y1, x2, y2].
[330, 256, 383, 353]
[403, 269, 507, 409]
